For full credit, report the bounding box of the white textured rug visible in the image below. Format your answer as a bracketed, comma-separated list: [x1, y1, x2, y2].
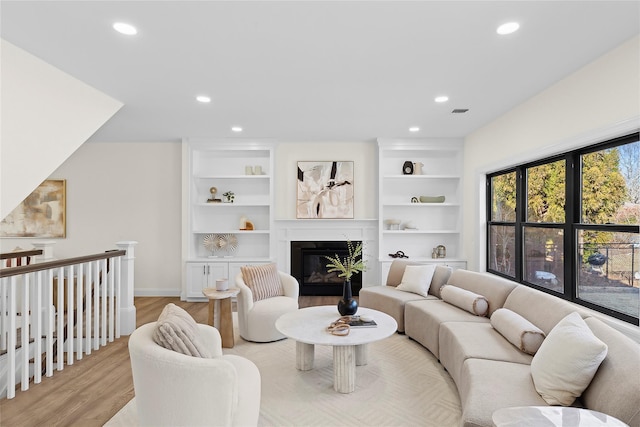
[106, 315, 462, 427]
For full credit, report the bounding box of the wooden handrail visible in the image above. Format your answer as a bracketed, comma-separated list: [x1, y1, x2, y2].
[0, 250, 126, 278]
[0, 249, 43, 260]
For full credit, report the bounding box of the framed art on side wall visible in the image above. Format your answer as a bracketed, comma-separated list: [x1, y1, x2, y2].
[297, 161, 354, 219]
[0, 179, 67, 238]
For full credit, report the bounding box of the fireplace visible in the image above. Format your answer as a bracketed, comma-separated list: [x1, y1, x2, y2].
[290, 241, 362, 296]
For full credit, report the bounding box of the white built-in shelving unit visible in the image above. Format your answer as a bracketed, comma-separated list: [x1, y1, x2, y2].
[378, 138, 466, 282]
[182, 139, 275, 301]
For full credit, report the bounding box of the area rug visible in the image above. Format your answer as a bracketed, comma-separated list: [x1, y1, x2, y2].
[106, 314, 462, 427]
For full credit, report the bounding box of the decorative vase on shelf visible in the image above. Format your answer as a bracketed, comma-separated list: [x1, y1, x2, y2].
[338, 280, 358, 316]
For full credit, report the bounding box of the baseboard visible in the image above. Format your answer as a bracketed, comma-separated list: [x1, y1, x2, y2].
[134, 289, 181, 297]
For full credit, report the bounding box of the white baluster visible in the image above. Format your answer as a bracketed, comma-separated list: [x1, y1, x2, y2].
[0, 276, 6, 351]
[76, 263, 83, 360]
[100, 259, 107, 347]
[84, 262, 92, 355]
[66, 266, 74, 366]
[56, 267, 64, 371]
[108, 258, 115, 342]
[45, 269, 53, 377]
[33, 270, 43, 384]
[7, 276, 17, 399]
[20, 273, 30, 391]
[114, 256, 121, 339]
[93, 260, 100, 351]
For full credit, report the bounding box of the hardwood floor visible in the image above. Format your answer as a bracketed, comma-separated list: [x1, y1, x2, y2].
[0, 296, 345, 426]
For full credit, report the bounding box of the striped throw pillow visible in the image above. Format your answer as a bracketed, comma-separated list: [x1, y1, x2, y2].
[241, 263, 284, 302]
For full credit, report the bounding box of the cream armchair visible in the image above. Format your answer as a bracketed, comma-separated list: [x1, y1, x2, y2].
[235, 270, 299, 342]
[128, 322, 261, 427]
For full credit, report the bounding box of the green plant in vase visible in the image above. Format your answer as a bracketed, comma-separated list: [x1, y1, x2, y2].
[324, 240, 367, 316]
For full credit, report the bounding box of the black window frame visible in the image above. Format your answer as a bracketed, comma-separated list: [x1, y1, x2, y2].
[487, 132, 640, 325]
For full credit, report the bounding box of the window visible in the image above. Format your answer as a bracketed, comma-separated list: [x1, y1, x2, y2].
[487, 133, 639, 325]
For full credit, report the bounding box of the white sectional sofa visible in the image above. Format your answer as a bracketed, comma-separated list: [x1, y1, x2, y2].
[360, 260, 640, 427]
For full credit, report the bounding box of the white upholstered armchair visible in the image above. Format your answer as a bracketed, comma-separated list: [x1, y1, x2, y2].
[128, 322, 261, 427]
[235, 266, 299, 342]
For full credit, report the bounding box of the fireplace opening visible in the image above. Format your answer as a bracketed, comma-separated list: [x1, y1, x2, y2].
[291, 241, 362, 296]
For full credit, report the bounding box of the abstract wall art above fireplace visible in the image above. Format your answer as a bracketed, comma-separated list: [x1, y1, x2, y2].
[296, 161, 354, 219]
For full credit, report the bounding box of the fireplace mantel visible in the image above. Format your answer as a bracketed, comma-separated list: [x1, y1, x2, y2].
[274, 219, 379, 286]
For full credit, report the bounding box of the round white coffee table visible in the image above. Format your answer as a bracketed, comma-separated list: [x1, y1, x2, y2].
[275, 306, 397, 393]
[492, 406, 629, 427]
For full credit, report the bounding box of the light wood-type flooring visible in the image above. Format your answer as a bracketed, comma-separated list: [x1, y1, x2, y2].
[0, 296, 343, 427]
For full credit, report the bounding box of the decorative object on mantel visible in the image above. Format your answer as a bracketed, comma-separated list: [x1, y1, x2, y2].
[435, 245, 446, 258]
[402, 161, 414, 175]
[223, 191, 235, 203]
[217, 233, 238, 257]
[385, 218, 401, 230]
[324, 240, 366, 316]
[0, 179, 66, 238]
[239, 215, 254, 230]
[411, 197, 419, 203]
[419, 195, 446, 203]
[207, 187, 221, 203]
[403, 221, 417, 230]
[297, 161, 354, 219]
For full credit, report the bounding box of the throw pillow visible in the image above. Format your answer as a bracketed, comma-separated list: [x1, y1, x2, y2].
[395, 264, 436, 297]
[530, 312, 608, 406]
[491, 308, 545, 355]
[386, 259, 419, 287]
[440, 285, 489, 316]
[241, 263, 284, 302]
[429, 265, 452, 298]
[152, 303, 211, 358]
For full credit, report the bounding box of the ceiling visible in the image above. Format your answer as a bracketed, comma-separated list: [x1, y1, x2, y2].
[1, 1, 639, 143]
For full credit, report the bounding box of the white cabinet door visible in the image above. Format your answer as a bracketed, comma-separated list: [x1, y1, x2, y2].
[186, 262, 228, 299]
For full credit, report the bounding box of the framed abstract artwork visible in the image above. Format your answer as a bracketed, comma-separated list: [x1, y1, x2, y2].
[297, 161, 354, 219]
[0, 179, 66, 238]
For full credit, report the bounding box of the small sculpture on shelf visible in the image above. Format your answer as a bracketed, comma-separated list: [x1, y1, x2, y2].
[207, 187, 221, 203]
[239, 215, 254, 230]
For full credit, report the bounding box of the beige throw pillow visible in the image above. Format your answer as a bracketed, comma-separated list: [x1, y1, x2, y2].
[429, 265, 452, 298]
[530, 312, 608, 406]
[241, 263, 284, 302]
[395, 264, 436, 297]
[491, 308, 545, 355]
[440, 285, 489, 316]
[152, 303, 211, 358]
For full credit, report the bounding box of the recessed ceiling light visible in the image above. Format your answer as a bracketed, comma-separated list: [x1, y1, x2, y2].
[196, 95, 211, 103]
[231, 126, 243, 132]
[435, 96, 449, 103]
[113, 22, 137, 35]
[497, 22, 520, 35]
[409, 127, 420, 132]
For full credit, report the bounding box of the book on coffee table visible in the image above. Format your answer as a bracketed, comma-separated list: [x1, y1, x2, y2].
[339, 316, 377, 328]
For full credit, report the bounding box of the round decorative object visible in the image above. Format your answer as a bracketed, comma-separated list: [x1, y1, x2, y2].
[203, 234, 217, 253]
[221, 233, 238, 253]
[210, 187, 217, 196]
[402, 161, 414, 175]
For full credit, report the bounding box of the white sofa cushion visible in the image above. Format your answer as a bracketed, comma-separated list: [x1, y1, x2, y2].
[152, 303, 211, 358]
[396, 264, 436, 297]
[491, 308, 545, 355]
[530, 312, 608, 406]
[440, 285, 489, 316]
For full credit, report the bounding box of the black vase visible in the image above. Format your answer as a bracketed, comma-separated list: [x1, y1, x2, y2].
[337, 280, 358, 316]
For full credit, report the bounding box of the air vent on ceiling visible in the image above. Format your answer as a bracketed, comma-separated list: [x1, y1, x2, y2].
[452, 109, 469, 114]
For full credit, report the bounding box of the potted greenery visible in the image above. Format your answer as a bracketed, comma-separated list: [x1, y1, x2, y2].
[324, 240, 366, 315]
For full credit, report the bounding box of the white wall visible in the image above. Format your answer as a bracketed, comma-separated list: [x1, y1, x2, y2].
[463, 35, 640, 272]
[0, 39, 122, 219]
[1, 142, 184, 296]
[274, 141, 378, 219]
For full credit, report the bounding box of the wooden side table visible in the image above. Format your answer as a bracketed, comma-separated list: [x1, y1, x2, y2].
[202, 287, 240, 348]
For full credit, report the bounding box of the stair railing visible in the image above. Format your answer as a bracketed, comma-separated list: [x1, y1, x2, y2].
[0, 241, 137, 399]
